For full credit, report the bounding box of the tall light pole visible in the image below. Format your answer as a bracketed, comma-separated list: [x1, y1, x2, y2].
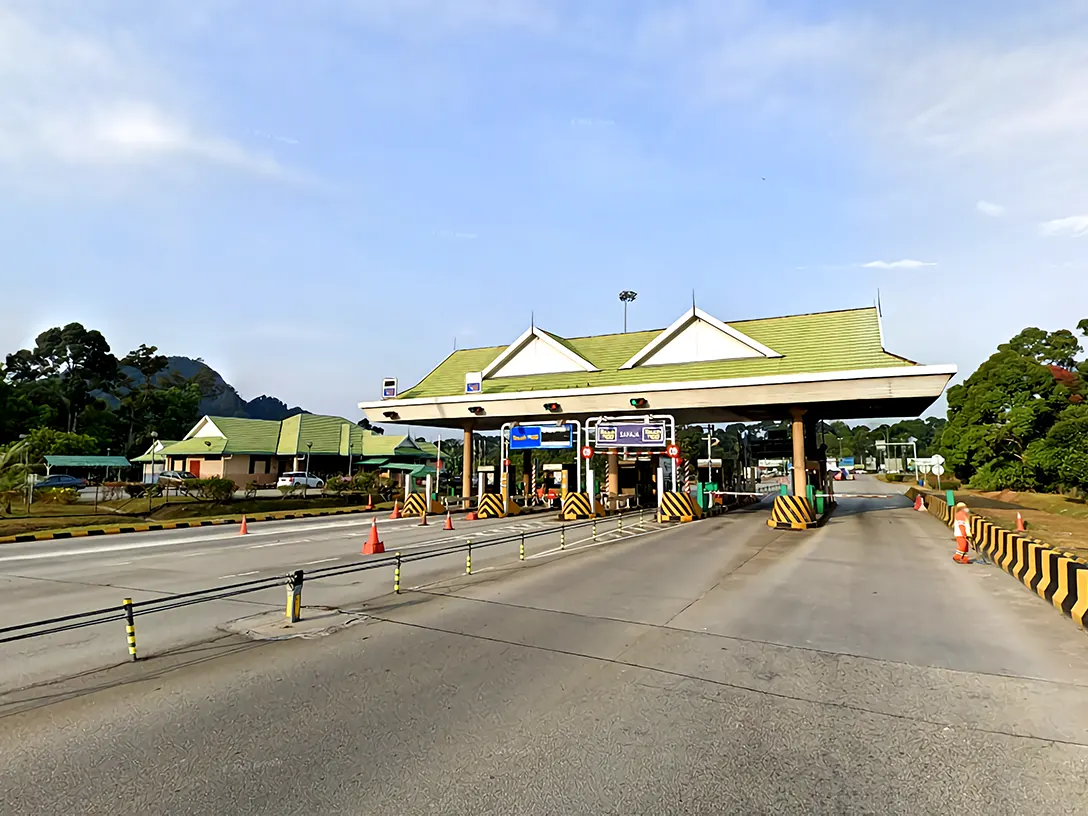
[619, 290, 637, 333]
[304, 441, 313, 497]
[18, 433, 29, 513]
[149, 431, 158, 513]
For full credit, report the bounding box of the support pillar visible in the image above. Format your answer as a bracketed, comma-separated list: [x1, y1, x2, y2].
[462, 425, 474, 506]
[791, 407, 807, 498]
[607, 449, 619, 511]
[522, 451, 531, 500]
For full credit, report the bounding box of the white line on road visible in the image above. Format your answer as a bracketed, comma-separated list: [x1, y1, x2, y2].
[218, 571, 259, 580]
[303, 558, 338, 566]
[180, 551, 211, 558]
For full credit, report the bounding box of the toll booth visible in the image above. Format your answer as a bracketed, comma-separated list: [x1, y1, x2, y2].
[541, 463, 576, 503]
[476, 465, 497, 495]
[617, 456, 657, 507]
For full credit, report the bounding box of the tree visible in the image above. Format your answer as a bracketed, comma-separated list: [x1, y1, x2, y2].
[0, 440, 28, 515]
[5, 323, 118, 433]
[22, 427, 100, 463]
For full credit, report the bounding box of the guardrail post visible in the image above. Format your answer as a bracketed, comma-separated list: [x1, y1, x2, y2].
[560, 524, 566, 550]
[285, 570, 304, 623]
[617, 515, 623, 535]
[640, 506, 644, 525]
[592, 518, 597, 541]
[519, 532, 525, 561]
[394, 552, 401, 594]
[123, 598, 137, 661]
[466, 539, 472, 574]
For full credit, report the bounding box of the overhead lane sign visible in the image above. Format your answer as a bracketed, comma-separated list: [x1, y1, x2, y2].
[509, 424, 575, 450]
[597, 422, 667, 447]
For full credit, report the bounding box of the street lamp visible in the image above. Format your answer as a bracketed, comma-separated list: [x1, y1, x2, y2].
[149, 431, 158, 513]
[305, 441, 313, 497]
[347, 436, 354, 478]
[619, 290, 637, 333]
[18, 433, 29, 513]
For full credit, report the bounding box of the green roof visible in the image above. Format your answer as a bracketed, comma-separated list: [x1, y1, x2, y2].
[210, 417, 282, 454]
[159, 438, 228, 456]
[397, 308, 912, 399]
[132, 441, 179, 464]
[45, 455, 132, 468]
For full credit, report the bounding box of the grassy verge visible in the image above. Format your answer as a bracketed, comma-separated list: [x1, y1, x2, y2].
[0, 497, 399, 539]
[961, 490, 1088, 559]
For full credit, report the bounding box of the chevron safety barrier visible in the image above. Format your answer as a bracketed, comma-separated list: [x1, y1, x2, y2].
[400, 493, 447, 517]
[561, 492, 594, 520]
[906, 487, 1088, 631]
[658, 491, 699, 523]
[767, 495, 816, 530]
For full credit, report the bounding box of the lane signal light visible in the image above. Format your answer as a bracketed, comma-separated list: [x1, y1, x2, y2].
[543, 402, 561, 412]
[629, 397, 649, 409]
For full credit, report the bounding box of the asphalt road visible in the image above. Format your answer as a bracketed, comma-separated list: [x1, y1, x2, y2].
[2, 477, 1087, 814]
[0, 507, 605, 691]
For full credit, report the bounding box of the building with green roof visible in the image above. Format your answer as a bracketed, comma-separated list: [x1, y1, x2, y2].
[359, 305, 956, 499]
[154, 414, 434, 485]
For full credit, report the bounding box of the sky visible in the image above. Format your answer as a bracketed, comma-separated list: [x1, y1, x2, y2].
[2, 0, 1087, 426]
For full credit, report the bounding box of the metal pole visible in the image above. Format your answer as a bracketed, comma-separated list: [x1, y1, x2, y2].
[394, 552, 401, 594]
[123, 598, 137, 661]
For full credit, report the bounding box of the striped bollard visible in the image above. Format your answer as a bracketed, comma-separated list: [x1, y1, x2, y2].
[123, 598, 137, 661]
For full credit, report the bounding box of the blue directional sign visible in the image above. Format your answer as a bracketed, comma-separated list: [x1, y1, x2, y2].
[596, 422, 667, 447]
[840, 456, 855, 467]
[509, 425, 574, 450]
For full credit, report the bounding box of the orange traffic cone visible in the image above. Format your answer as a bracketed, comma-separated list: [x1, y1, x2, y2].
[913, 494, 925, 511]
[239, 515, 248, 535]
[1016, 512, 1026, 532]
[444, 512, 454, 531]
[365, 494, 374, 511]
[465, 507, 478, 521]
[363, 518, 384, 554]
[389, 500, 401, 520]
[418, 511, 428, 527]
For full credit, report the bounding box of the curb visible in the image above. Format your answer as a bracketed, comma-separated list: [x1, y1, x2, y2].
[906, 487, 1088, 631]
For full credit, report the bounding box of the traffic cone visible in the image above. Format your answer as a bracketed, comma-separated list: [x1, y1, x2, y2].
[389, 500, 401, 520]
[239, 515, 248, 535]
[444, 511, 454, 531]
[365, 494, 374, 511]
[363, 518, 384, 554]
[913, 495, 925, 511]
[418, 511, 428, 527]
[1016, 512, 1026, 532]
[465, 507, 478, 521]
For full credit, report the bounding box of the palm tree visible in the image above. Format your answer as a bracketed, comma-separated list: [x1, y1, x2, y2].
[0, 441, 28, 516]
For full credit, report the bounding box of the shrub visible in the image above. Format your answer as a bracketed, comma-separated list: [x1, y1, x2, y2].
[36, 487, 80, 505]
[123, 482, 148, 499]
[884, 473, 905, 482]
[188, 477, 236, 502]
[924, 473, 961, 490]
[278, 483, 301, 498]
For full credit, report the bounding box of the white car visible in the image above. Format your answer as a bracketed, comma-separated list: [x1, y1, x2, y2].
[277, 472, 324, 489]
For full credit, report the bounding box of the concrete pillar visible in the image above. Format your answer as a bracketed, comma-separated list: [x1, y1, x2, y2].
[607, 449, 619, 509]
[462, 425, 474, 505]
[791, 407, 807, 498]
[522, 451, 531, 500]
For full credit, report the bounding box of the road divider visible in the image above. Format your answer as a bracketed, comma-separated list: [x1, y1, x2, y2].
[907, 486, 1088, 631]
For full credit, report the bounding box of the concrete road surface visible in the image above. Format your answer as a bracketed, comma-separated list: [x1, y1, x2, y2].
[0, 507, 598, 691]
[2, 479, 1087, 814]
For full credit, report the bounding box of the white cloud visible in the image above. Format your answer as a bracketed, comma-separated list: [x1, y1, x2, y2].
[976, 200, 1006, 217]
[862, 260, 938, 269]
[1040, 215, 1088, 237]
[0, 5, 299, 184]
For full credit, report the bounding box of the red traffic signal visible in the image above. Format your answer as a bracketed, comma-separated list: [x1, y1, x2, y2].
[543, 402, 561, 412]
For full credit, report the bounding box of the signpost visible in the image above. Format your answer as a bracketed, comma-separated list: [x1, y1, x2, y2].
[597, 422, 667, 447]
[509, 424, 574, 450]
[581, 445, 594, 459]
[666, 443, 680, 459]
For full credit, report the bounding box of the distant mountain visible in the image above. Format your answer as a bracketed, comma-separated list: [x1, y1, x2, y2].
[111, 356, 308, 421]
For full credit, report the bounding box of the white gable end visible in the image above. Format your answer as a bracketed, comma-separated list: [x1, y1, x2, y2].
[641, 319, 764, 366]
[490, 335, 587, 378]
[619, 308, 781, 369]
[192, 418, 225, 439]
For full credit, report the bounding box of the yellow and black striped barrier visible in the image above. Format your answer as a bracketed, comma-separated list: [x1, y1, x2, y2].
[477, 493, 506, 519]
[561, 493, 594, 520]
[907, 486, 1088, 631]
[123, 597, 137, 661]
[658, 492, 697, 523]
[400, 493, 448, 517]
[0, 503, 399, 545]
[767, 495, 816, 530]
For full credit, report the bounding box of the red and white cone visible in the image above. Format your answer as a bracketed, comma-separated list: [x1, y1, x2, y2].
[444, 512, 454, 531]
[1016, 512, 1026, 532]
[363, 518, 384, 554]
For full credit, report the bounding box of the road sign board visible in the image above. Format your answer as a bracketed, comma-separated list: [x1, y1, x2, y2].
[666, 444, 680, 459]
[381, 377, 397, 399]
[597, 422, 667, 447]
[697, 458, 723, 468]
[465, 372, 482, 394]
[581, 445, 594, 459]
[932, 464, 945, 476]
[932, 454, 946, 465]
[509, 424, 574, 450]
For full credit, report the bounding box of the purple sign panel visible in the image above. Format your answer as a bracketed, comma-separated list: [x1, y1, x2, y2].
[596, 422, 667, 447]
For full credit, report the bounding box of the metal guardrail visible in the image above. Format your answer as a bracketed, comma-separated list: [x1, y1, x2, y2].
[0, 509, 654, 659]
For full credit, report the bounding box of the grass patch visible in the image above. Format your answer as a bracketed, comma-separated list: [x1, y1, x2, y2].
[956, 489, 1088, 560]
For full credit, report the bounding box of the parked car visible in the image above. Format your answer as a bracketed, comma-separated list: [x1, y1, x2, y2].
[158, 470, 197, 487]
[277, 472, 324, 489]
[33, 474, 87, 491]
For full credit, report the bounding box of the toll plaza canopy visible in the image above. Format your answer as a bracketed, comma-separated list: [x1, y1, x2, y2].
[359, 306, 956, 432]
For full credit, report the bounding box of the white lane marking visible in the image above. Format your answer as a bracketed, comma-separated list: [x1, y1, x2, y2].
[218, 571, 259, 580]
[181, 551, 211, 558]
[107, 560, 132, 567]
[303, 557, 338, 566]
[247, 541, 293, 549]
[0, 514, 547, 564]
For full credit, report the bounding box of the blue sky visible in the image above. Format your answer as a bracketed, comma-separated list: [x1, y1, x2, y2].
[2, 0, 1087, 423]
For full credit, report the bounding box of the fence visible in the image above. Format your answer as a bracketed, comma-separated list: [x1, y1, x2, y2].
[0, 509, 655, 659]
